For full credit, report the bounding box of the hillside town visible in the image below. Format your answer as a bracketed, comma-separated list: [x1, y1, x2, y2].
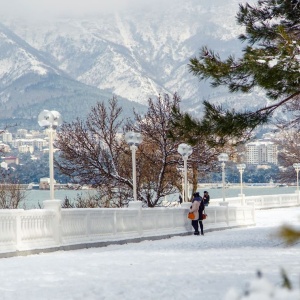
[1, 128, 48, 159]
[0, 128, 279, 163]
[0, 128, 65, 189]
[0, 127, 281, 188]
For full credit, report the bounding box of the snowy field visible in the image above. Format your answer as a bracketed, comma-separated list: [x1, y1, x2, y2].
[0, 207, 300, 300]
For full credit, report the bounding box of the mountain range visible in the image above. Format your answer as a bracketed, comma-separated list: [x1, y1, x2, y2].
[0, 0, 270, 130]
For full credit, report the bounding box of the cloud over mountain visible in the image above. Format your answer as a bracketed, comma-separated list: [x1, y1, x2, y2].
[0, 0, 271, 129]
[0, 0, 170, 19]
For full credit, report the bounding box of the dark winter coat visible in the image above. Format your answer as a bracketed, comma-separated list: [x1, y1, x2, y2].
[198, 198, 205, 221]
[203, 194, 210, 206]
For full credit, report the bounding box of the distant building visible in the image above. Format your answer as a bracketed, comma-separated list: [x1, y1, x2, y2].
[11, 139, 26, 148]
[2, 132, 12, 143]
[33, 138, 48, 151]
[18, 145, 34, 154]
[2, 156, 19, 165]
[246, 141, 278, 165]
[12, 138, 47, 151]
[39, 177, 56, 190]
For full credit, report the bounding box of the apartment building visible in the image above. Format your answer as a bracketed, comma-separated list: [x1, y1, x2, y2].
[246, 141, 278, 165]
[2, 132, 12, 143]
[18, 145, 34, 154]
[2, 156, 19, 165]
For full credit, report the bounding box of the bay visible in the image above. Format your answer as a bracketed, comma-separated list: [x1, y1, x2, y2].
[166, 185, 298, 203]
[204, 185, 297, 199]
[21, 185, 298, 209]
[22, 189, 97, 209]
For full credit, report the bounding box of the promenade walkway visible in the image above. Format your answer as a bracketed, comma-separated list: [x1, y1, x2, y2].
[0, 207, 299, 300]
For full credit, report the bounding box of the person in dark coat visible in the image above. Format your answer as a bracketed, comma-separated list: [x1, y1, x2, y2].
[179, 195, 183, 204]
[198, 195, 205, 235]
[203, 191, 210, 207]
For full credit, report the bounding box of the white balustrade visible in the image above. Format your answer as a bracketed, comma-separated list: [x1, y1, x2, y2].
[0, 192, 298, 257]
[0, 211, 20, 252]
[209, 193, 300, 208]
[19, 210, 56, 250]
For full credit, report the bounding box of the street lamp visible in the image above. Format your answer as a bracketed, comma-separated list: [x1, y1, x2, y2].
[38, 110, 62, 200]
[178, 143, 193, 202]
[125, 131, 143, 202]
[218, 153, 229, 202]
[237, 163, 246, 205]
[293, 163, 300, 193]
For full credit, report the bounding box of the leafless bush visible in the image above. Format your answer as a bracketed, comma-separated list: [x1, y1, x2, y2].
[0, 183, 26, 209]
[61, 188, 130, 208]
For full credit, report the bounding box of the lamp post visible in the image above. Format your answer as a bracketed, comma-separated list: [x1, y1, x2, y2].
[237, 163, 246, 205]
[218, 153, 229, 202]
[293, 163, 300, 193]
[125, 131, 143, 202]
[38, 110, 62, 200]
[178, 143, 193, 202]
[237, 164, 246, 195]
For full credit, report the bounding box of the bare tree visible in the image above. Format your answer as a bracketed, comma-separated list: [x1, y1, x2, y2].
[125, 93, 184, 206]
[55, 97, 133, 207]
[55, 95, 183, 207]
[188, 144, 219, 196]
[274, 130, 300, 183]
[55, 94, 234, 207]
[128, 93, 235, 204]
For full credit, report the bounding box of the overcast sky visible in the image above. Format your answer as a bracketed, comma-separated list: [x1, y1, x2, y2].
[0, 0, 167, 19]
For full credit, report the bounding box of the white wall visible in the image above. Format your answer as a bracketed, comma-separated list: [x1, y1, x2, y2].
[1, 192, 298, 257]
[0, 200, 255, 257]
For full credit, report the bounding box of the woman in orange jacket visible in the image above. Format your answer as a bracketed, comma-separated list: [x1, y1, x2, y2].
[189, 192, 201, 235]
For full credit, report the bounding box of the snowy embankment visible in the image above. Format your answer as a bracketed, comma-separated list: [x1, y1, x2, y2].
[0, 207, 299, 300]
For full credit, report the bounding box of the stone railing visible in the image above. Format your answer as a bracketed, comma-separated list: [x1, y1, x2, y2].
[0, 208, 56, 254]
[0, 200, 255, 257]
[210, 192, 300, 208]
[1, 192, 298, 257]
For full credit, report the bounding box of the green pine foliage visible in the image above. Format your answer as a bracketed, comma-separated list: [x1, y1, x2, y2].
[174, 0, 300, 140]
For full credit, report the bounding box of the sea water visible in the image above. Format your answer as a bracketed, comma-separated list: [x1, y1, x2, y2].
[207, 186, 297, 199]
[21, 186, 298, 209]
[166, 185, 298, 203]
[22, 189, 97, 209]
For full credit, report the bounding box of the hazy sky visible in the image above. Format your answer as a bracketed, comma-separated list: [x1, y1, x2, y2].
[0, 0, 166, 19]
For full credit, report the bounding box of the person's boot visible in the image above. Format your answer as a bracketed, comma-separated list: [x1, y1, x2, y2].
[194, 231, 200, 235]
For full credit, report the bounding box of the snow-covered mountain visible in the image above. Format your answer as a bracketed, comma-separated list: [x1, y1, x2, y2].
[0, 0, 269, 128]
[0, 21, 146, 127]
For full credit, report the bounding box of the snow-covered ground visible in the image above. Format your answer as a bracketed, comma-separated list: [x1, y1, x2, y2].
[0, 207, 300, 300]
